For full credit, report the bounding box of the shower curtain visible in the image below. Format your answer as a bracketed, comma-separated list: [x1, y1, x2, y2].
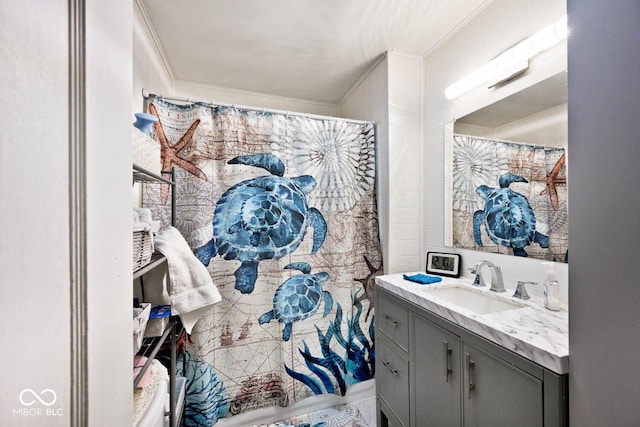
[451, 134, 568, 262]
[143, 98, 382, 426]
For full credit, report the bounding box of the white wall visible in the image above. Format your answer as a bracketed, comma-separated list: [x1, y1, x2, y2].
[133, 0, 174, 114]
[568, 0, 640, 424]
[387, 53, 424, 273]
[423, 0, 568, 302]
[86, 1, 134, 425]
[0, 1, 133, 426]
[493, 104, 568, 148]
[0, 2, 71, 425]
[340, 55, 390, 268]
[340, 52, 423, 274]
[456, 103, 568, 149]
[174, 80, 339, 117]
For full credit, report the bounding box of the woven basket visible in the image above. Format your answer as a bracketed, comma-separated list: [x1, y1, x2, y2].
[132, 128, 161, 175]
[133, 302, 151, 354]
[133, 229, 153, 272]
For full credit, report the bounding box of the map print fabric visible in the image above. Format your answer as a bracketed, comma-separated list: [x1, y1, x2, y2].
[451, 134, 568, 262]
[143, 98, 382, 425]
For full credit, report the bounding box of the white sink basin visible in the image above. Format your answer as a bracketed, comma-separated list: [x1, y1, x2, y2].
[421, 286, 525, 315]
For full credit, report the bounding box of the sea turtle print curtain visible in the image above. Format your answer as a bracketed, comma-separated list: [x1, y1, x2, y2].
[143, 98, 382, 426]
[450, 134, 568, 262]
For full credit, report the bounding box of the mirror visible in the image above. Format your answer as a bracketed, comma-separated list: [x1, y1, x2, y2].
[445, 72, 568, 263]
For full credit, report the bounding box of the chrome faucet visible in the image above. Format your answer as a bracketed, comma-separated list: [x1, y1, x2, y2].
[470, 261, 506, 293]
[469, 264, 487, 287]
[513, 281, 538, 300]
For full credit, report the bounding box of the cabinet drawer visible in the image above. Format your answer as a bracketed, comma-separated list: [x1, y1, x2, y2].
[377, 293, 409, 352]
[377, 335, 410, 427]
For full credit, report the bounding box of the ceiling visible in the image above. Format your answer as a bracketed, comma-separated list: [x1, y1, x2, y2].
[139, 0, 495, 104]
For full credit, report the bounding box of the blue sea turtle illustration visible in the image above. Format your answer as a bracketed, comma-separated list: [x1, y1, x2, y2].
[194, 153, 327, 294]
[258, 262, 332, 342]
[473, 172, 549, 257]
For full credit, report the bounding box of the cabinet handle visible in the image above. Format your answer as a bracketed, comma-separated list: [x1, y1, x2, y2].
[383, 315, 398, 328]
[381, 360, 399, 377]
[443, 340, 453, 382]
[465, 353, 475, 399]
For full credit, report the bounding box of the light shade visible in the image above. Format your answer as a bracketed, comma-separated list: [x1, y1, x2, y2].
[445, 15, 568, 100]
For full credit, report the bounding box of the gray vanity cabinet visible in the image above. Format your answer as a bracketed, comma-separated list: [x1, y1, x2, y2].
[461, 339, 542, 427]
[413, 314, 461, 426]
[376, 289, 410, 426]
[376, 287, 568, 427]
[377, 334, 410, 426]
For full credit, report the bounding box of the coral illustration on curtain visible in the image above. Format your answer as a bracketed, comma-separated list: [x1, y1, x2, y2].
[143, 98, 382, 425]
[451, 134, 568, 262]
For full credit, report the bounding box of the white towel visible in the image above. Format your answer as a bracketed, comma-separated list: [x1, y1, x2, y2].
[153, 226, 221, 333]
[134, 208, 153, 223]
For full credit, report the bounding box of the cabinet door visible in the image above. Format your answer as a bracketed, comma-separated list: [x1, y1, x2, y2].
[462, 341, 543, 427]
[377, 334, 410, 427]
[414, 314, 462, 426]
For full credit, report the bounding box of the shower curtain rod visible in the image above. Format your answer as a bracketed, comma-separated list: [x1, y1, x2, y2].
[142, 89, 374, 126]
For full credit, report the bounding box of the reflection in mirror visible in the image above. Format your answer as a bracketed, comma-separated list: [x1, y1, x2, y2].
[445, 72, 568, 263]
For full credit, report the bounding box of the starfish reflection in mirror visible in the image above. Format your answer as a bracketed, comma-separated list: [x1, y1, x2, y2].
[149, 102, 208, 203]
[540, 153, 566, 211]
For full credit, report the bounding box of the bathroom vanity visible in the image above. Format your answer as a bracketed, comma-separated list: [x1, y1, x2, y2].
[374, 274, 568, 427]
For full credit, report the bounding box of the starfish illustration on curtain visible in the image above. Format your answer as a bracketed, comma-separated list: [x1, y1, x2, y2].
[142, 99, 382, 421]
[149, 102, 207, 202]
[354, 255, 382, 322]
[540, 153, 566, 211]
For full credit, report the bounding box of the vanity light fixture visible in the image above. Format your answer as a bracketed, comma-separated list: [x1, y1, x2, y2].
[444, 15, 568, 100]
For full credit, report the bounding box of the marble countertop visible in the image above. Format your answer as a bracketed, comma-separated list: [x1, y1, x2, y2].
[375, 273, 569, 375]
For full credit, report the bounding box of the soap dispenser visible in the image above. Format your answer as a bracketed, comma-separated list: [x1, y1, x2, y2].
[542, 263, 560, 311]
